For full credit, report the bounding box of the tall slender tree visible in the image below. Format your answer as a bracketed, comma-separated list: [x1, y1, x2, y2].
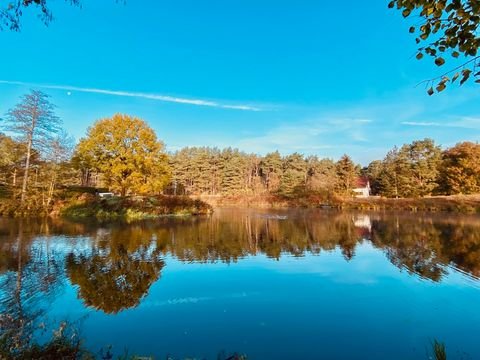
[3, 90, 61, 204]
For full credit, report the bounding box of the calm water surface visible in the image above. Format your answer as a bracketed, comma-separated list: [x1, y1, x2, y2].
[1, 208, 480, 359]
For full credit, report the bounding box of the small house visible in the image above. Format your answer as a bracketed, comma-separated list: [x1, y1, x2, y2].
[353, 177, 370, 198]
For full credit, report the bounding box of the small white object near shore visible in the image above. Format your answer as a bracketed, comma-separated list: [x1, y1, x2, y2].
[98, 192, 115, 198]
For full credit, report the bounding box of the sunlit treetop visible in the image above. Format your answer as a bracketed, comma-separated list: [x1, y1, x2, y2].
[389, 0, 480, 93]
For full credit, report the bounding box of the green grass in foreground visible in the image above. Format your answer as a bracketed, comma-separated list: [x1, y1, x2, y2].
[0, 321, 452, 360]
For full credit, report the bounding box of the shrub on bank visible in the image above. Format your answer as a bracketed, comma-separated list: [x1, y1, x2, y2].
[60, 194, 213, 221]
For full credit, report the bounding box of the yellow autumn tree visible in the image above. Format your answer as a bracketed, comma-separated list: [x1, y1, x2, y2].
[75, 114, 170, 196]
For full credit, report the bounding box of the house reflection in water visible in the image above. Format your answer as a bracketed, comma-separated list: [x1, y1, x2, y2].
[352, 214, 372, 237]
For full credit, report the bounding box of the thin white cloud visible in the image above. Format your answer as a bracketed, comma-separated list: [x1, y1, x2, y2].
[402, 118, 480, 129]
[357, 119, 374, 123]
[402, 121, 443, 127]
[0, 80, 262, 111]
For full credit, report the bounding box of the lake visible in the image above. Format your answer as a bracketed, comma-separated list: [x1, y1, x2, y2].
[1, 208, 480, 359]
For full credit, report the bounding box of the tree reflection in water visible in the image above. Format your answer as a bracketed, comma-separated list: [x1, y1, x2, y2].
[66, 226, 165, 314]
[0, 219, 69, 354]
[1, 210, 480, 323]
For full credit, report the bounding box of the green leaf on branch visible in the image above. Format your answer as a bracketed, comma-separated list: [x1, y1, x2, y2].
[434, 57, 445, 66]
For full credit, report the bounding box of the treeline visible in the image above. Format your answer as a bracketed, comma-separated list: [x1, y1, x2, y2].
[366, 139, 480, 197]
[1, 91, 480, 213]
[168, 138, 480, 198]
[169, 148, 356, 197]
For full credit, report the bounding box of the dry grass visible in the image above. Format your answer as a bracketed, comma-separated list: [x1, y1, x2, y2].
[197, 194, 480, 213]
[340, 194, 480, 213]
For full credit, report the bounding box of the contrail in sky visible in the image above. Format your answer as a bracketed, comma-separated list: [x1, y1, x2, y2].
[0, 80, 262, 111]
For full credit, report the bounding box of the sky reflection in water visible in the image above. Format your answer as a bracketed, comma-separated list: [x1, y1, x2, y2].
[1, 209, 480, 359]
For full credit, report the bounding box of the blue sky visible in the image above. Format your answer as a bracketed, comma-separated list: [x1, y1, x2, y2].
[0, 0, 479, 165]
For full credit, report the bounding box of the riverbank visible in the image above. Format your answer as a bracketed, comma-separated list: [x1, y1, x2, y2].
[337, 195, 480, 213]
[197, 194, 480, 213]
[2, 185, 479, 217]
[0, 185, 213, 219]
[60, 194, 213, 221]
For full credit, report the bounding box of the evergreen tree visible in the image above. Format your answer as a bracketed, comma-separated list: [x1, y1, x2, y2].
[335, 155, 358, 196]
[378, 147, 402, 198]
[260, 151, 283, 192]
[306, 156, 337, 194]
[246, 154, 264, 195]
[399, 138, 442, 197]
[220, 148, 247, 195]
[280, 153, 307, 196]
[364, 160, 383, 195]
[378, 139, 441, 198]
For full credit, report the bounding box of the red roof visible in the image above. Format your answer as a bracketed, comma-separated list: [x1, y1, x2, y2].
[355, 177, 369, 188]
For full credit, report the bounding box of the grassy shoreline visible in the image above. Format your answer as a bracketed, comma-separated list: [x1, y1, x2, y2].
[0, 186, 213, 219]
[59, 194, 213, 221]
[197, 194, 480, 213]
[1, 186, 480, 218]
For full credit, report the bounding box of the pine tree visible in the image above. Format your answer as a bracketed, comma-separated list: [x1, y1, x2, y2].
[306, 156, 336, 193]
[260, 151, 283, 192]
[280, 153, 307, 196]
[364, 160, 383, 195]
[378, 139, 441, 198]
[335, 155, 358, 196]
[220, 148, 247, 195]
[406, 138, 442, 197]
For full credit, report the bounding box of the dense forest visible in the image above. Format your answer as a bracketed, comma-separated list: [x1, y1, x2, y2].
[1, 91, 480, 213]
[166, 138, 480, 199]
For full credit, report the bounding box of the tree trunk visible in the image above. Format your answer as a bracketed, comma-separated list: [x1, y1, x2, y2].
[46, 170, 57, 208]
[21, 137, 33, 205]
